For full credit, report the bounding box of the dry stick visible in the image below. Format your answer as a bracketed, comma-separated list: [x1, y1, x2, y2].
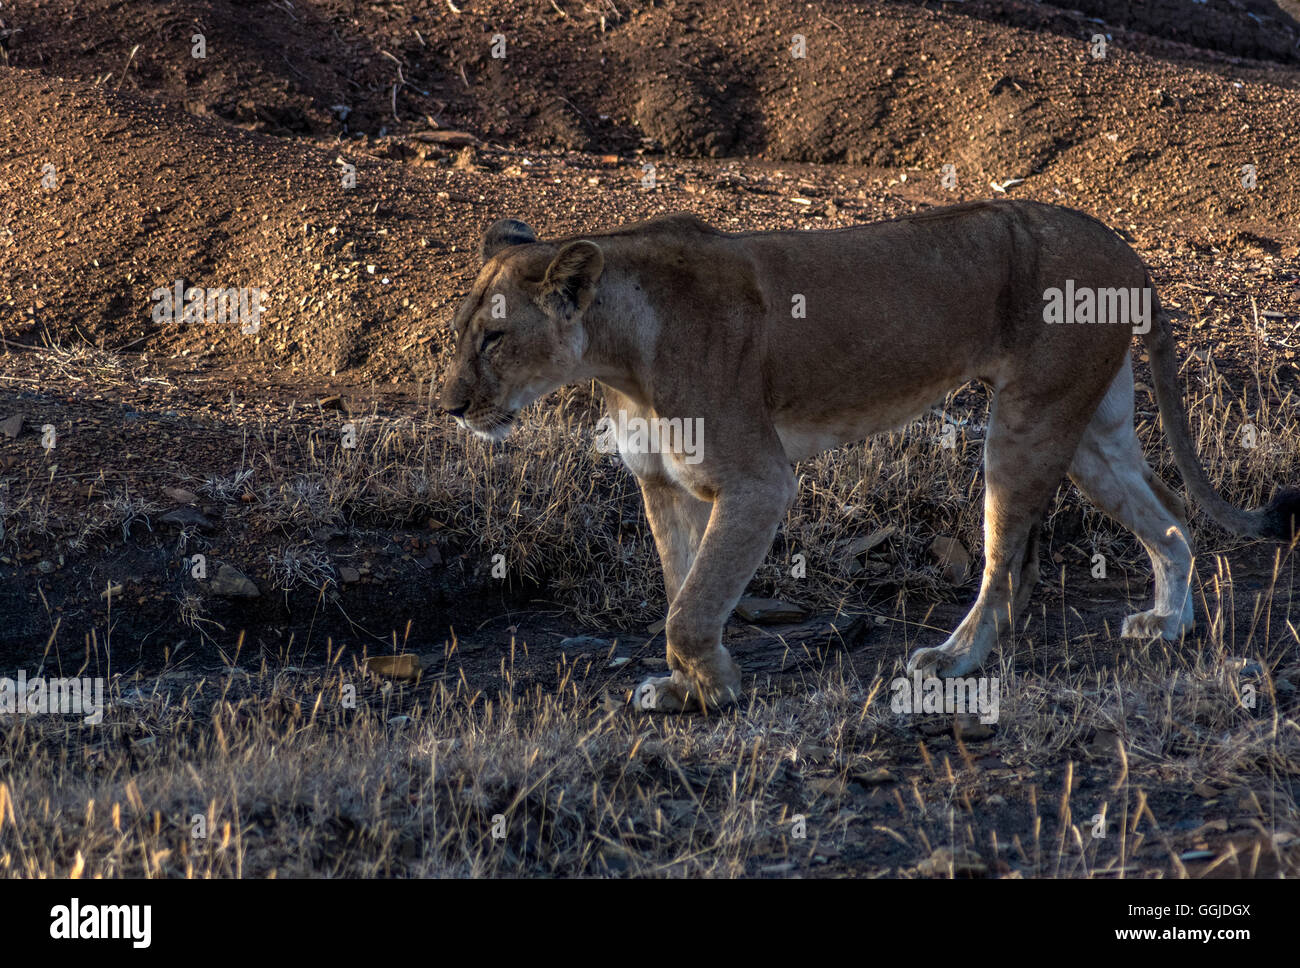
[115, 44, 141, 92]
[381, 50, 428, 123]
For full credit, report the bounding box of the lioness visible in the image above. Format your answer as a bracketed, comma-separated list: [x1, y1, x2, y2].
[440, 200, 1298, 712]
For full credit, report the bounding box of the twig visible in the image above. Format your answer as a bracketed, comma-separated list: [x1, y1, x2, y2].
[115, 44, 141, 92]
[381, 53, 409, 123]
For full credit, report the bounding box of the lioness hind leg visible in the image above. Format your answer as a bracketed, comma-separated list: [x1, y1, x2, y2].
[908, 394, 1080, 678]
[1067, 358, 1194, 639]
[1014, 523, 1042, 616]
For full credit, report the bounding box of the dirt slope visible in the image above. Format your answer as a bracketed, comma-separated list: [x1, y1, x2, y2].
[3, 1, 1300, 383]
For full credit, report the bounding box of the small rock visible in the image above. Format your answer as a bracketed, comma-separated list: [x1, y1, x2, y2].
[1086, 728, 1121, 757]
[412, 129, 480, 146]
[36, 559, 55, 574]
[0, 415, 23, 439]
[646, 618, 666, 636]
[365, 655, 423, 681]
[209, 563, 259, 598]
[734, 597, 808, 624]
[164, 486, 199, 504]
[560, 635, 612, 652]
[954, 715, 995, 740]
[808, 777, 846, 798]
[843, 525, 897, 558]
[1223, 656, 1264, 678]
[918, 847, 987, 878]
[159, 507, 218, 531]
[338, 566, 361, 583]
[846, 558, 890, 577]
[852, 767, 896, 786]
[929, 536, 971, 585]
[799, 744, 835, 764]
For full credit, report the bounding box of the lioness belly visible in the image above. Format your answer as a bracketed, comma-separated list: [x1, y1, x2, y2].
[774, 383, 952, 461]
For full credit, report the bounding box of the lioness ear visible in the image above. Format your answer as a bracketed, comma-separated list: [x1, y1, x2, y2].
[480, 218, 537, 262]
[543, 240, 604, 313]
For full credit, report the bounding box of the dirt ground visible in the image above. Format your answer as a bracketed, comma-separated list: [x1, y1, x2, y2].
[0, 0, 1298, 879]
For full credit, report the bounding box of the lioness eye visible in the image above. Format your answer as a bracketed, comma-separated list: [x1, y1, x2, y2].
[480, 330, 505, 352]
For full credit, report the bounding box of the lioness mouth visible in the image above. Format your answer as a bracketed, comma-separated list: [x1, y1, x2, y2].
[467, 410, 517, 442]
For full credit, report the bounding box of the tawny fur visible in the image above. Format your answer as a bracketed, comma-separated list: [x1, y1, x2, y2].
[441, 201, 1298, 712]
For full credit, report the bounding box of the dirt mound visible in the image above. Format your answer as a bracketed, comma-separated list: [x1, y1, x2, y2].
[6, 1, 1299, 164]
[939, 1, 1300, 65]
[1065, 0, 1299, 64]
[1, 69, 455, 378]
[4, 0, 1300, 383]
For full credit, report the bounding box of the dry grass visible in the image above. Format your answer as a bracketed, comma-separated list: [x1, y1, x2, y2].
[0, 328, 1298, 877]
[2, 604, 1297, 877]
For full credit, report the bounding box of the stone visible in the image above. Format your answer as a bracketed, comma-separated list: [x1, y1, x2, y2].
[929, 536, 971, 585]
[0, 415, 23, 439]
[210, 563, 259, 598]
[159, 507, 218, 531]
[734, 597, 808, 624]
[366, 655, 422, 681]
[559, 635, 611, 652]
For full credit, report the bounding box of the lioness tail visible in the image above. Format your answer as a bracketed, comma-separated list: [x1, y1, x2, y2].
[1143, 279, 1300, 540]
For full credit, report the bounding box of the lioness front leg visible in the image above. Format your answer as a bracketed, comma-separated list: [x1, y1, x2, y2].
[634, 474, 796, 713]
[639, 479, 712, 606]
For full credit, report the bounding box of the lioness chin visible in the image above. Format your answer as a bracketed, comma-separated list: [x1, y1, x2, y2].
[440, 200, 1299, 713]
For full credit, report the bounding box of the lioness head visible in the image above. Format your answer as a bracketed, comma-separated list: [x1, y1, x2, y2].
[439, 219, 604, 440]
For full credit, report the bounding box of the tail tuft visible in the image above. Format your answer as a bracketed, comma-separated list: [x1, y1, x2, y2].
[1261, 488, 1300, 540]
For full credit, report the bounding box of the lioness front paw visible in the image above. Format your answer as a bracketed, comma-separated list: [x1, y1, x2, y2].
[629, 669, 740, 714]
[906, 643, 983, 678]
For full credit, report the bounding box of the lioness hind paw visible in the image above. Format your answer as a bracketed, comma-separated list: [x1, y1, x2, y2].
[1120, 609, 1189, 640]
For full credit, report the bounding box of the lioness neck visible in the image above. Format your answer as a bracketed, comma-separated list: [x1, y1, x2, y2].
[575, 261, 660, 404]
